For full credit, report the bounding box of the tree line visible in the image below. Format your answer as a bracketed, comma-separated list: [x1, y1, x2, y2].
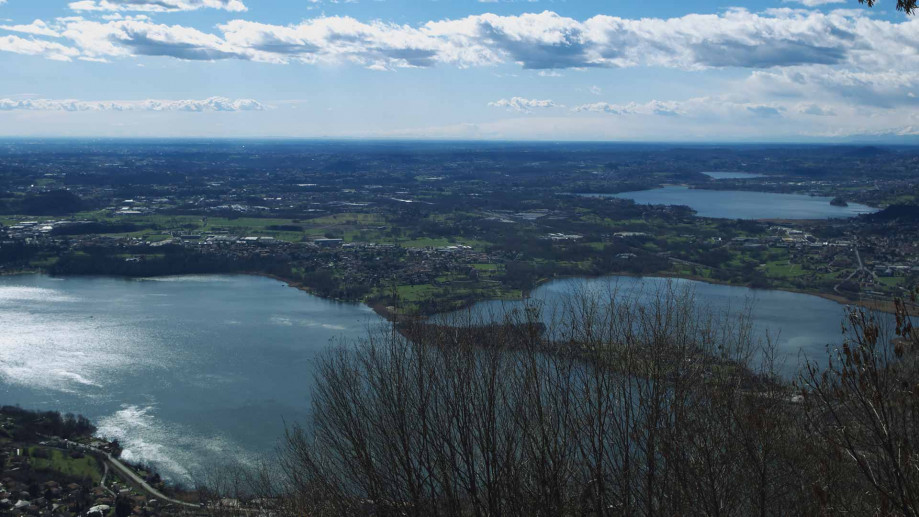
[0, 406, 96, 442]
[195, 283, 919, 516]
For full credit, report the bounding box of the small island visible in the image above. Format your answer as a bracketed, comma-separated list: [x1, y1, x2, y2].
[830, 196, 849, 207]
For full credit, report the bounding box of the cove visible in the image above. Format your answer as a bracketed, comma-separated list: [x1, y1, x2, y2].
[439, 275, 883, 377]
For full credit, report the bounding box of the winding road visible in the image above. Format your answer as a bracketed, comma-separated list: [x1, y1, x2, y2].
[96, 451, 200, 509]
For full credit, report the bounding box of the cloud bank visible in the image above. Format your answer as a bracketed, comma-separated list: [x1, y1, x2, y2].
[489, 97, 561, 112]
[0, 8, 913, 74]
[68, 0, 247, 13]
[0, 97, 265, 112]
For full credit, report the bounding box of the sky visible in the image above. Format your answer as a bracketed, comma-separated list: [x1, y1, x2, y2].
[0, 0, 917, 141]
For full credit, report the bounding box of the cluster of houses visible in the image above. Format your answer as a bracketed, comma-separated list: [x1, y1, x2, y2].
[0, 443, 193, 517]
[3, 221, 92, 241]
[0, 476, 91, 516]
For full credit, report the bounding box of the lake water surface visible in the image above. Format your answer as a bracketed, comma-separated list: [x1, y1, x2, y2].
[442, 275, 873, 376]
[586, 186, 876, 219]
[0, 274, 870, 482]
[0, 274, 378, 482]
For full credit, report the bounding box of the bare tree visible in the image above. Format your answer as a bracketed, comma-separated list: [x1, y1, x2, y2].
[198, 282, 919, 516]
[801, 289, 919, 515]
[256, 282, 809, 516]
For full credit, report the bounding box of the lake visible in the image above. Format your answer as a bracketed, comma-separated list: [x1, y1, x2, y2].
[702, 171, 765, 180]
[585, 186, 876, 219]
[0, 274, 379, 483]
[0, 273, 874, 482]
[442, 275, 873, 376]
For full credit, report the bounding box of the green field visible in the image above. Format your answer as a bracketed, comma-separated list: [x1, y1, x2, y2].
[761, 261, 809, 278]
[878, 276, 906, 287]
[28, 447, 103, 483]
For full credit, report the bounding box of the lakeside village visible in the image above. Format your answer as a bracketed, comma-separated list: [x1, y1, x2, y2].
[0, 195, 917, 315]
[0, 406, 206, 517]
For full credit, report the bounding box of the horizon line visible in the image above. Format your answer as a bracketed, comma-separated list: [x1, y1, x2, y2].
[0, 137, 917, 147]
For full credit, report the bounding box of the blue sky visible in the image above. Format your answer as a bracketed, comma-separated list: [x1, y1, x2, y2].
[0, 0, 917, 140]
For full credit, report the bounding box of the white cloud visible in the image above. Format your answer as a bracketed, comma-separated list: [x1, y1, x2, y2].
[573, 96, 795, 119]
[489, 97, 562, 112]
[1, 7, 917, 140]
[0, 97, 265, 112]
[60, 18, 246, 61]
[386, 95, 917, 141]
[12, 8, 913, 73]
[68, 0, 247, 12]
[0, 20, 62, 38]
[573, 100, 681, 116]
[783, 0, 845, 6]
[0, 34, 80, 61]
[797, 103, 837, 116]
[746, 67, 919, 108]
[564, 93, 919, 139]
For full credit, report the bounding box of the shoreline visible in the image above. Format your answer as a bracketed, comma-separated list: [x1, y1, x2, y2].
[241, 271, 410, 321]
[3, 267, 912, 318]
[527, 271, 914, 317]
[250, 269, 912, 319]
[636, 272, 913, 316]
